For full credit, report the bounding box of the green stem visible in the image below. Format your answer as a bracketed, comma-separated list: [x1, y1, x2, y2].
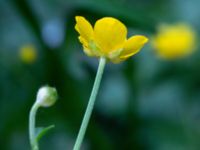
[73, 57, 106, 150]
[29, 102, 40, 150]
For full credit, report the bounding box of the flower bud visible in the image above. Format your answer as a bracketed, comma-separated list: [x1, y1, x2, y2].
[36, 86, 58, 107]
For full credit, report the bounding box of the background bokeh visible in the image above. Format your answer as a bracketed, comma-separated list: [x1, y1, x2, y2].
[1, 0, 200, 150]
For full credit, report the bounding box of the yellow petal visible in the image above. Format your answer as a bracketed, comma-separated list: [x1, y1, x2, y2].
[120, 35, 148, 58]
[78, 36, 89, 48]
[78, 36, 102, 57]
[94, 17, 127, 53]
[78, 36, 92, 56]
[75, 16, 94, 42]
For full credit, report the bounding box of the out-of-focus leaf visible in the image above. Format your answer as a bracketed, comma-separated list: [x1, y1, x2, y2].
[35, 125, 55, 142]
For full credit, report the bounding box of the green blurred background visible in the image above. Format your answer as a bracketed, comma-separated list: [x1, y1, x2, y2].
[1, 0, 200, 149]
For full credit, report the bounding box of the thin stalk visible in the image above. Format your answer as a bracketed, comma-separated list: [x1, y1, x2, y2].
[73, 57, 106, 150]
[29, 102, 40, 150]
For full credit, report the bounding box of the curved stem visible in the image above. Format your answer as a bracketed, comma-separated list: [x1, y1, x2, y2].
[29, 102, 40, 150]
[73, 57, 106, 150]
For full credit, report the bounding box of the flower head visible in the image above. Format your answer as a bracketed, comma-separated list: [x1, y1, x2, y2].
[36, 86, 58, 107]
[19, 44, 37, 64]
[75, 16, 148, 63]
[152, 23, 197, 59]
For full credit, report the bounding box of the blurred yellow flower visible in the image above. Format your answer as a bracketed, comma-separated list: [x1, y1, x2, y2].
[19, 44, 37, 64]
[152, 23, 196, 59]
[75, 16, 148, 63]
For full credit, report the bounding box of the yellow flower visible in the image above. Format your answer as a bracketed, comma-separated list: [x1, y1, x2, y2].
[152, 23, 196, 59]
[19, 44, 37, 64]
[75, 16, 148, 63]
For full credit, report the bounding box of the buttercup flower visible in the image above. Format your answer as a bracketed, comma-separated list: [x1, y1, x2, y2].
[152, 23, 196, 59]
[75, 16, 148, 63]
[19, 44, 37, 64]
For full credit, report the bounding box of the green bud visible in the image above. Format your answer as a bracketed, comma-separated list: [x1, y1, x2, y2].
[36, 86, 58, 107]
